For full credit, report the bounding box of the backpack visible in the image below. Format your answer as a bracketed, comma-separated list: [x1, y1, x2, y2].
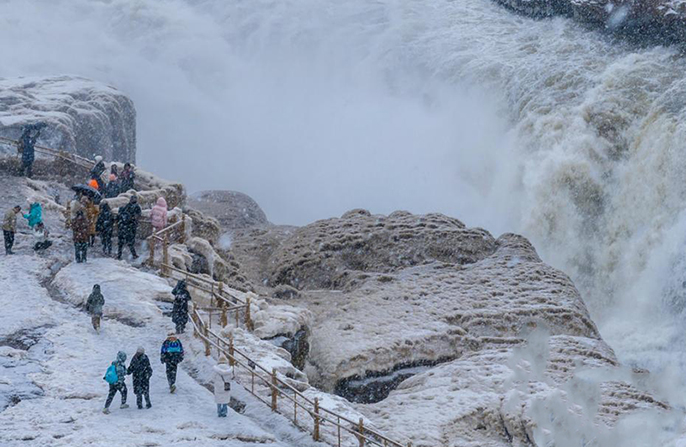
[220, 375, 231, 392]
[104, 364, 118, 384]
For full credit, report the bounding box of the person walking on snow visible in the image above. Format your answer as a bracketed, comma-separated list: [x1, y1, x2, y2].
[150, 197, 168, 235]
[96, 202, 115, 256]
[171, 280, 192, 334]
[23, 202, 42, 229]
[85, 284, 105, 332]
[213, 357, 232, 417]
[103, 351, 129, 413]
[117, 195, 141, 260]
[127, 347, 153, 409]
[72, 210, 90, 263]
[160, 333, 184, 393]
[3, 205, 21, 255]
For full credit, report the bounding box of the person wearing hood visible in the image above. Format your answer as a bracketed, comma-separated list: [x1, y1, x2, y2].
[127, 347, 153, 409]
[23, 202, 42, 229]
[85, 284, 105, 332]
[117, 195, 142, 260]
[160, 333, 184, 393]
[3, 205, 21, 255]
[120, 163, 136, 193]
[90, 156, 106, 190]
[213, 357, 232, 417]
[19, 125, 42, 178]
[103, 351, 129, 414]
[171, 280, 192, 334]
[72, 210, 89, 263]
[84, 198, 99, 247]
[150, 197, 168, 234]
[104, 173, 120, 199]
[96, 202, 115, 255]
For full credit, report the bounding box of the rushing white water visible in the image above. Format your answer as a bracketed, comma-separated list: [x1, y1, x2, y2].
[3, 0, 686, 442]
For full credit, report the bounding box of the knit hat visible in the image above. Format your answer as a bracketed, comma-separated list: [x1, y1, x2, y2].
[95, 156, 103, 163]
[136, 346, 145, 354]
[218, 356, 228, 364]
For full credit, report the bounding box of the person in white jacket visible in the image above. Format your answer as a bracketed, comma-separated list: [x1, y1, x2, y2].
[213, 357, 232, 417]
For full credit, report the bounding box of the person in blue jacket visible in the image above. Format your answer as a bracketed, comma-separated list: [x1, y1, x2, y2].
[103, 351, 129, 414]
[160, 333, 184, 393]
[23, 202, 42, 229]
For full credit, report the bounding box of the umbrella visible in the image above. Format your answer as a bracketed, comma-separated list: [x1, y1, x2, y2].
[71, 184, 102, 204]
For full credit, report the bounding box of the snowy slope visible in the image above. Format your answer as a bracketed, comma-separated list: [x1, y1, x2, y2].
[0, 253, 323, 447]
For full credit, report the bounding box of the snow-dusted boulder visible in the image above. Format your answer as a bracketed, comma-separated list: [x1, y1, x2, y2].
[188, 190, 269, 230]
[0, 76, 136, 162]
[52, 258, 171, 326]
[269, 210, 496, 290]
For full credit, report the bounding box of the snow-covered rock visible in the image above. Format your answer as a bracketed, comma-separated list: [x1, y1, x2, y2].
[52, 258, 172, 326]
[269, 210, 496, 290]
[188, 190, 269, 230]
[0, 76, 136, 162]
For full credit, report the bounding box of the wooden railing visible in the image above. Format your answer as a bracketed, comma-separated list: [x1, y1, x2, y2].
[0, 136, 95, 170]
[147, 217, 186, 274]
[189, 309, 411, 447]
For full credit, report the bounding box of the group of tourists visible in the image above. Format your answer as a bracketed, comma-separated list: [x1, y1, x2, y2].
[92, 280, 232, 417]
[3, 200, 52, 255]
[88, 158, 136, 199]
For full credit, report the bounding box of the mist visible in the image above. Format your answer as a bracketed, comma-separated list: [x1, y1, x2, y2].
[0, 0, 519, 228]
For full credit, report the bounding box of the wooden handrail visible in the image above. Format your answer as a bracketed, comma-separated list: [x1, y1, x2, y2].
[189, 308, 408, 447]
[0, 136, 95, 169]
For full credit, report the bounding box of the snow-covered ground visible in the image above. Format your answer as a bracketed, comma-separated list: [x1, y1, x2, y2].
[0, 239, 323, 446]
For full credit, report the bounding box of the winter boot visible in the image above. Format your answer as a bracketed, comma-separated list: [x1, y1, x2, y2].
[120, 403, 129, 409]
[169, 384, 176, 394]
[102, 408, 110, 414]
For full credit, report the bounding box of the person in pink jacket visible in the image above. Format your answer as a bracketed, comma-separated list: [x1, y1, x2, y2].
[150, 197, 168, 234]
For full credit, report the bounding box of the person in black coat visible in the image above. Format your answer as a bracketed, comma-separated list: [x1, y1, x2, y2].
[120, 163, 136, 192]
[116, 195, 141, 260]
[90, 156, 106, 190]
[127, 347, 153, 409]
[96, 202, 115, 256]
[171, 280, 192, 334]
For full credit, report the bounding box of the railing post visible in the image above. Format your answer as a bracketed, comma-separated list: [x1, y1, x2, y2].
[65, 201, 71, 229]
[162, 234, 169, 276]
[313, 397, 320, 441]
[203, 327, 211, 357]
[271, 368, 278, 412]
[245, 296, 253, 331]
[148, 237, 155, 267]
[180, 214, 186, 243]
[228, 333, 235, 367]
[359, 418, 365, 447]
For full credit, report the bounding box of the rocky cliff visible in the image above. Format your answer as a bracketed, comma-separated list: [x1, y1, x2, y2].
[495, 0, 686, 42]
[0, 76, 136, 162]
[228, 209, 668, 446]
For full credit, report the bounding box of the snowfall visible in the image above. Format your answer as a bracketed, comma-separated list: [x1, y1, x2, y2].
[0, 179, 323, 447]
